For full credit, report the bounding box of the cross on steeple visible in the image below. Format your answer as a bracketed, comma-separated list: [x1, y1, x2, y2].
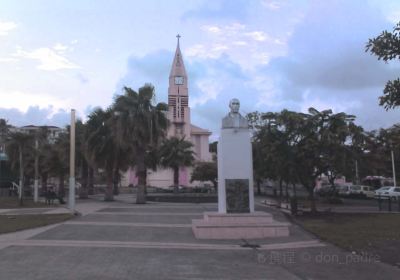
[170, 34, 186, 75]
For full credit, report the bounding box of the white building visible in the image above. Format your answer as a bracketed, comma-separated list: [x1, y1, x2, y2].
[17, 125, 65, 144]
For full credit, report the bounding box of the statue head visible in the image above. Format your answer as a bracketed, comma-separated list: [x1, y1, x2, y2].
[229, 98, 240, 114]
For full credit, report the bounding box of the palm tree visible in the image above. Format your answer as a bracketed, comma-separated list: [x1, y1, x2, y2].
[33, 127, 50, 202]
[5, 132, 33, 205]
[85, 108, 131, 201]
[47, 133, 69, 198]
[112, 84, 168, 204]
[75, 120, 90, 199]
[85, 108, 115, 201]
[159, 137, 195, 193]
[38, 141, 53, 195]
[0, 119, 10, 149]
[0, 119, 10, 188]
[74, 119, 96, 198]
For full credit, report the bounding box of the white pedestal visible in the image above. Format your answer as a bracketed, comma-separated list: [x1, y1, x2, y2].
[192, 212, 290, 239]
[217, 128, 254, 213]
[192, 119, 291, 240]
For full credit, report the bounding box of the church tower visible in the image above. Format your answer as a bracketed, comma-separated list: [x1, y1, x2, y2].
[167, 34, 191, 139]
[121, 35, 212, 189]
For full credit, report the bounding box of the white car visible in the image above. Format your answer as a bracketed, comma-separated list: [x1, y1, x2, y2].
[338, 185, 375, 198]
[374, 186, 400, 200]
[356, 185, 376, 198]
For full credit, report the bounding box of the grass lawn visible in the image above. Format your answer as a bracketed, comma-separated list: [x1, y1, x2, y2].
[0, 214, 73, 234]
[295, 213, 400, 267]
[0, 197, 56, 209]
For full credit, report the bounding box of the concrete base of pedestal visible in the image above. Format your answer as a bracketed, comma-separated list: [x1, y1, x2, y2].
[192, 212, 290, 239]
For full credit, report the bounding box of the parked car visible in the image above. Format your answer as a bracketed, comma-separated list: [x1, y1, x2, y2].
[358, 185, 376, 198]
[339, 185, 375, 198]
[374, 186, 400, 200]
[337, 185, 362, 198]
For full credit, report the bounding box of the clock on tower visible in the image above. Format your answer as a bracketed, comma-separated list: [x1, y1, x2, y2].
[174, 76, 184, 85]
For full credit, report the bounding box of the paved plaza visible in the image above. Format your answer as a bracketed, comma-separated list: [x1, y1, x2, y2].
[0, 195, 399, 279]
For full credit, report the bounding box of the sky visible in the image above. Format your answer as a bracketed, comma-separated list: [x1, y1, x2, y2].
[1, 0, 400, 141]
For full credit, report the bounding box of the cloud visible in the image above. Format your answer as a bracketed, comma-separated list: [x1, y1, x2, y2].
[187, 22, 288, 69]
[186, 43, 230, 59]
[75, 73, 89, 84]
[254, 0, 400, 129]
[116, 50, 173, 103]
[387, 10, 400, 24]
[0, 20, 17, 36]
[232, 41, 247, 46]
[261, 1, 281, 11]
[245, 31, 268, 41]
[182, 0, 250, 21]
[0, 57, 18, 63]
[14, 47, 79, 71]
[0, 106, 71, 127]
[201, 25, 222, 33]
[0, 88, 70, 112]
[53, 43, 69, 53]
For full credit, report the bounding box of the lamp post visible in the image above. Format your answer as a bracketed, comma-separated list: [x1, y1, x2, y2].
[392, 149, 396, 187]
[69, 109, 76, 212]
[355, 159, 359, 185]
[34, 139, 39, 202]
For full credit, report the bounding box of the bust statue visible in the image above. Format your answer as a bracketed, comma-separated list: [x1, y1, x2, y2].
[221, 98, 248, 129]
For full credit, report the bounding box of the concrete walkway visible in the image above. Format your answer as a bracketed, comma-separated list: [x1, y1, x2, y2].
[0, 194, 399, 279]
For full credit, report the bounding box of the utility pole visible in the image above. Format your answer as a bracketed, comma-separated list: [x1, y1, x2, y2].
[355, 160, 359, 185]
[69, 109, 76, 212]
[34, 138, 39, 202]
[391, 150, 396, 187]
[18, 145, 23, 205]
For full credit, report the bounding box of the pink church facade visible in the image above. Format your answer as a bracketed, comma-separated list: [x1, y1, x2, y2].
[122, 36, 212, 188]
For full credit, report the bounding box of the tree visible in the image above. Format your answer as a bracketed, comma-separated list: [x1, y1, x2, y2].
[48, 132, 69, 198]
[209, 141, 218, 154]
[0, 119, 10, 150]
[5, 132, 33, 205]
[361, 126, 400, 180]
[251, 111, 301, 201]
[366, 21, 400, 109]
[85, 108, 119, 201]
[0, 119, 10, 187]
[159, 137, 195, 193]
[32, 127, 51, 201]
[309, 109, 356, 193]
[112, 84, 168, 203]
[190, 161, 217, 190]
[251, 108, 358, 212]
[75, 120, 90, 199]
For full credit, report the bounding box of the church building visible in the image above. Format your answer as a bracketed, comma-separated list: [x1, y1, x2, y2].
[124, 36, 212, 188]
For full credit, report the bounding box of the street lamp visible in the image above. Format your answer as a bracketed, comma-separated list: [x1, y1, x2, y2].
[34, 139, 39, 202]
[389, 139, 397, 187]
[355, 159, 359, 185]
[69, 109, 76, 212]
[392, 149, 396, 187]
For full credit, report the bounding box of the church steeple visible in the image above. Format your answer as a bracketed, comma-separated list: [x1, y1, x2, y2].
[168, 34, 190, 130]
[169, 34, 187, 80]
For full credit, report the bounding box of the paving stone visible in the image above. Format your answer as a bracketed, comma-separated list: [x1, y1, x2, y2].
[0, 194, 399, 279]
